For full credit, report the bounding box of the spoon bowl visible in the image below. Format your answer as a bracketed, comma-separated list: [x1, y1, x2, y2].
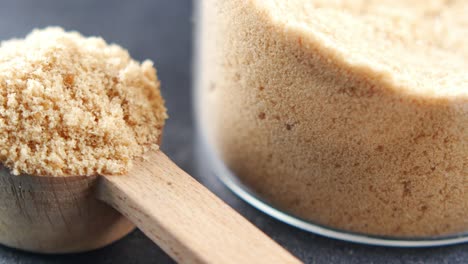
[0, 167, 134, 253]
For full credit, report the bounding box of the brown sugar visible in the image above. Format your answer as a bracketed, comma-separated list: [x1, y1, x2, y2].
[0, 27, 167, 176]
[197, 0, 467, 236]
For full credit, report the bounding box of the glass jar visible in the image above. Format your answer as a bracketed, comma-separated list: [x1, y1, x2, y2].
[194, 0, 468, 246]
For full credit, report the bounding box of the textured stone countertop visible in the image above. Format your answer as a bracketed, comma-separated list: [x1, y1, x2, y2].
[0, 1, 466, 263]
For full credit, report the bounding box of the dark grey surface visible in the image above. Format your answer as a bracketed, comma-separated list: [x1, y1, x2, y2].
[0, 1, 466, 263]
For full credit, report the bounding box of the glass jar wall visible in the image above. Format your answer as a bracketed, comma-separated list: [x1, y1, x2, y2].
[194, 0, 468, 246]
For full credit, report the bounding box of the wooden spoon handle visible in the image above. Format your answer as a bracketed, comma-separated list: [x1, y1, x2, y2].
[97, 150, 301, 264]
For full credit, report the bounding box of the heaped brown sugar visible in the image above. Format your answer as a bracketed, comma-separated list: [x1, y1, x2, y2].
[0, 27, 167, 176]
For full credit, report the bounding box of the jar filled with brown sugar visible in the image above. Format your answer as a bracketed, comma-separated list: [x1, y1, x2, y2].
[194, 0, 468, 246]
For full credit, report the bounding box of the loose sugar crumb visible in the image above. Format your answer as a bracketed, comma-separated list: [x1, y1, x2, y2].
[0, 27, 167, 176]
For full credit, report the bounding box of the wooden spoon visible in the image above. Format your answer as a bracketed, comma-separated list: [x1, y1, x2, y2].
[0, 150, 301, 263]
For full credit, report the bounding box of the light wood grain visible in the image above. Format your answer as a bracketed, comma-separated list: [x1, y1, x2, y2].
[0, 166, 134, 253]
[98, 150, 301, 264]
